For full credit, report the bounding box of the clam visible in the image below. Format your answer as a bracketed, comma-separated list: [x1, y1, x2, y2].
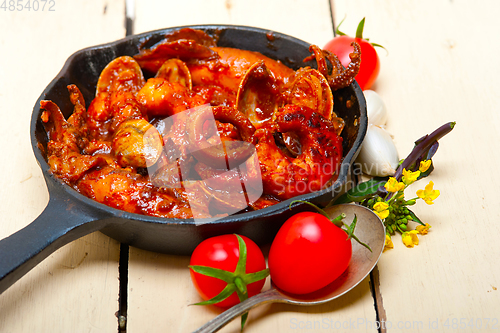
[236, 61, 279, 128]
[155, 58, 193, 89]
[112, 118, 163, 168]
[96, 56, 145, 95]
[288, 68, 333, 120]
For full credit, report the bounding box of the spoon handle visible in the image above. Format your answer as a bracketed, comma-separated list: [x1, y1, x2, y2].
[192, 288, 284, 333]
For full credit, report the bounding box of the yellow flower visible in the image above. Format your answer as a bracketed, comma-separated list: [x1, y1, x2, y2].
[383, 234, 394, 252]
[385, 177, 405, 193]
[373, 202, 390, 219]
[402, 168, 421, 185]
[402, 230, 419, 248]
[416, 181, 440, 205]
[416, 223, 432, 235]
[419, 160, 432, 173]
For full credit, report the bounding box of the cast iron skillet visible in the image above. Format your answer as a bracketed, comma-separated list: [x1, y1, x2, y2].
[0, 25, 367, 294]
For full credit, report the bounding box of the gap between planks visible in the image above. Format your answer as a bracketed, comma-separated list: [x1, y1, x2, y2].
[117, 2, 134, 332]
[350, 158, 388, 333]
[370, 266, 388, 333]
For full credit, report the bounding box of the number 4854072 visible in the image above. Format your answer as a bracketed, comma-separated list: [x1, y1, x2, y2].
[1, 0, 56, 11]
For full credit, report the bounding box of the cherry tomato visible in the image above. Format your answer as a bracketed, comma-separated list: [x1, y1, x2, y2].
[268, 212, 352, 295]
[323, 18, 381, 90]
[189, 234, 268, 308]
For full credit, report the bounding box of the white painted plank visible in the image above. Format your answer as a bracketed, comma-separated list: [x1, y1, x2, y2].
[134, 0, 335, 47]
[331, 0, 500, 331]
[0, 1, 125, 332]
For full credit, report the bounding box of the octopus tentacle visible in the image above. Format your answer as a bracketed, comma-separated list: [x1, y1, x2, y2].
[256, 105, 342, 200]
[304, 45, 329, 78]
[304, 42, 361, 91]
[327, 42, 361, 90]
[322, 49, 344, 79]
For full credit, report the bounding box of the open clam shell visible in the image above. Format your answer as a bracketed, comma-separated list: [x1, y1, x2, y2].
[155, 58, 193, 90]
[236, 61, 279, 128]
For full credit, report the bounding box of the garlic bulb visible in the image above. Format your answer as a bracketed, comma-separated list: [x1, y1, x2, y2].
[364, 90, 388, 126]
[356, 124, 399, 177]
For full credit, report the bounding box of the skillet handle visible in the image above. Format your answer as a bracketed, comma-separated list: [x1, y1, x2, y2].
[0, 193, 108, 294]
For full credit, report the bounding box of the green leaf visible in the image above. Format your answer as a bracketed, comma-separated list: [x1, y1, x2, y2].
[241, 312, 249, 332]
[242, 268, 270, 285]
[369, 42, 388, 54]
[189, 265, 235, 283]
[335, 16, 348, 36]
[192, 283, 237, 306]
[234, 280, 249, 331]
[408, 209, 425, 226]
[355, 17, 366, 39]
[234, 234, 248, 276]
[343, 215, 372, 252]
[332, 178, 387, 204]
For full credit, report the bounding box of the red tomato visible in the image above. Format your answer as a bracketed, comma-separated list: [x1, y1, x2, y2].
[323, 18, 381, 90]
[268, 212, 352, 295]
[189, 234, 268, 308]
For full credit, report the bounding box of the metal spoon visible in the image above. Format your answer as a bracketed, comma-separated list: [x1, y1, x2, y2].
[193, 203, 386, 333]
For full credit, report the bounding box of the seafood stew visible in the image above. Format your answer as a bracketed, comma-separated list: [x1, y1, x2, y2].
[38, 27, 362, 220]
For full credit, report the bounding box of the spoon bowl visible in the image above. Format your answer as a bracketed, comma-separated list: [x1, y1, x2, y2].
[193, 203, 386, 332]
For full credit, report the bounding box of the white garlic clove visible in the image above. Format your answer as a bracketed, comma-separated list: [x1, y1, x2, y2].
[364, 90, 388, 126]
[356, 124, 399, 177]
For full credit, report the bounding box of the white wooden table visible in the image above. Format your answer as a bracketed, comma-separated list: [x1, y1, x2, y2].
[1, 0, 499, 332]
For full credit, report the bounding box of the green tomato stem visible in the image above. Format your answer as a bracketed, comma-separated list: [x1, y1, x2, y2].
[234, 277, 247, 296]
